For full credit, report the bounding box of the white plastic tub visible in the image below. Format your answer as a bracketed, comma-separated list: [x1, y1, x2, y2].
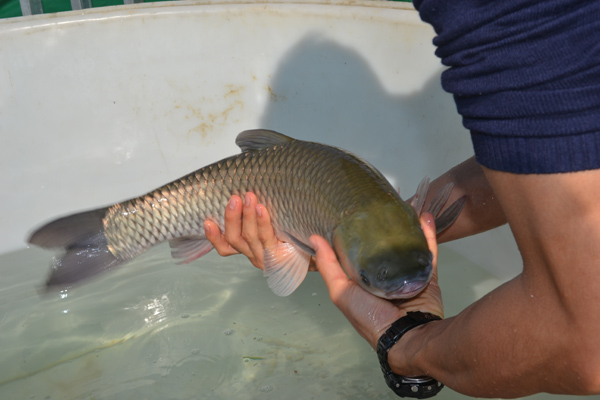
[0, 2, 581, 399]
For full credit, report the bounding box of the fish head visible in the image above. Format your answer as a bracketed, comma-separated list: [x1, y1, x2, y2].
[333, 202, 432, 300]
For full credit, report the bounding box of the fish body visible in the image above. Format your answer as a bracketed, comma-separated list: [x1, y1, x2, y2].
[29, 130, 457, 298]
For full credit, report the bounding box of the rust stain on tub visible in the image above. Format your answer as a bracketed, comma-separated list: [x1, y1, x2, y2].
[224, 84, 244, 98]
[186, 84, 245, 142]
[266, 84, 287, 102]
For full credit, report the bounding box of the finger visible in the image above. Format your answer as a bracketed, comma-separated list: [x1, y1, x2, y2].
[223, 195, 252, 256]
[310, 235, 404, 346]
[309, 235, 352, 304]
[255, 203, 278, 249]
[419, 212, 444, 318]
[240, 193, 267, 263]
[419, 211, 439, 277]
[204, 220, 239, 256]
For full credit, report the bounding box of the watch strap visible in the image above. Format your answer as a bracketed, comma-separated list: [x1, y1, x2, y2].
[377, 311, 443, 398]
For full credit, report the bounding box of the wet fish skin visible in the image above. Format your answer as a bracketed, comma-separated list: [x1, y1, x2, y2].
[29, 129, 459, 298]
[102, 134, 340, 261]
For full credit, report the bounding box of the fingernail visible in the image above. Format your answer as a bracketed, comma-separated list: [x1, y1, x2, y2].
[204, 222, 211, 235]
[228, 197, 237, 210]
[244, 195, 251, 207]
[256, 205, 263, 217]
[309, 237, 319, 252]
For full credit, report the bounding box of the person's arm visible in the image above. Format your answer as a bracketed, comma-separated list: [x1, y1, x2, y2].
[412, 157, 507, 243]
[204, 165, 600, 397]
[320, 167, 600, 397]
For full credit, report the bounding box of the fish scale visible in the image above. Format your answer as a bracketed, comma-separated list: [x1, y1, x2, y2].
[105, 137, 378, 260]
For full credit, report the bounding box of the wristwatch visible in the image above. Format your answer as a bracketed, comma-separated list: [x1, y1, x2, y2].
[376, 311, 443, 398]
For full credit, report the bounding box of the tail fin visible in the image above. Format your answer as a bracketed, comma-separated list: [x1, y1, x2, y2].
[28, 208, 123, 290]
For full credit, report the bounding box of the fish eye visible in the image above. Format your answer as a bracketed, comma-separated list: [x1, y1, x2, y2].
[360, 270, 370, 286]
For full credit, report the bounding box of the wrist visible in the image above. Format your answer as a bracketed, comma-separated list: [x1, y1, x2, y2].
[376, 312, 443, 398]
[387, 323, 427, 376]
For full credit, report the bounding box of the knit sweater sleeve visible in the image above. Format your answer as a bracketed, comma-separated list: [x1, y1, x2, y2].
[413, 0, 600, 174]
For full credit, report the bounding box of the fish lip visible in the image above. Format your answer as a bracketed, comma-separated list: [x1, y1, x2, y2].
[384, 280, 429, 299]
[384, 264, 433, 299]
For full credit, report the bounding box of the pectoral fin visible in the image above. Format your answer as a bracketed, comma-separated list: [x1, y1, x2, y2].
[263, 242, 311, 297]
[169, 236, 214, 264]
[410, 177, 467, 234]
[410, 177, 430, 216]
[434, 196, 467, 234]
[420, 181, 467, 233]
[426, 182, 454, 216]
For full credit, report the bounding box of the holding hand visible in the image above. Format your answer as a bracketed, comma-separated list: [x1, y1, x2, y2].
[309, 213, 443, 350]
[204, 193, 444, 356]
[203, 192, 277, 270]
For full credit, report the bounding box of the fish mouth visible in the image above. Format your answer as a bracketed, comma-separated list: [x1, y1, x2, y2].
[385, 280, 429, 299]
[384, 264, 433, 299]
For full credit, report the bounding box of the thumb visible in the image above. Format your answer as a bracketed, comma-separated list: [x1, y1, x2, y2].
[419, 212, 439, 279]
[309, 235, 351, 303]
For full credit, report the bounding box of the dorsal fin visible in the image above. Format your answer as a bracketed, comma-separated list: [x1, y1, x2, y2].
[235, 129, 294, 153]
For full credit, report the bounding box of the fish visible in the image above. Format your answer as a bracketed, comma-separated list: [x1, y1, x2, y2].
[28, 129, 465, 299]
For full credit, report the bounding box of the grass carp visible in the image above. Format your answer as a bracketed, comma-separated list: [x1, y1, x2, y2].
[29, 130, 464, 299]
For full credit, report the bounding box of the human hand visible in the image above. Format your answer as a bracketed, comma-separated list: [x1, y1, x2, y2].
[203, 192, 278, 270]
[309, 213, 443, 349]
[204, 193, 442, 349]
[204, 192, 318, 271]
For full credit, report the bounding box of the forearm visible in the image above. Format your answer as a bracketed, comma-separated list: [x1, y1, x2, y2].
[418, 157, 507, 243]
[392, 275, 582, 397]
[390, 168, 600, 397]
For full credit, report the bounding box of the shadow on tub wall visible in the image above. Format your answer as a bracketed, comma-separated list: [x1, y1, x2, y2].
[257, 35, 524, 283]
[258, 35, 473, 195]
[252, 35, 499, 317]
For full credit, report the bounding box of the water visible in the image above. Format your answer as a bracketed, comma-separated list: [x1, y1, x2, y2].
[0, 245, 589, 400]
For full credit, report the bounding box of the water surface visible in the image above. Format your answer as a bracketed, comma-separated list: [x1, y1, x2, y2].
[0, 244, 585, 400]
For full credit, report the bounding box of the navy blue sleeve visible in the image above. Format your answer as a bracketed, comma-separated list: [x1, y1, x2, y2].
[413, 0, 600, 174]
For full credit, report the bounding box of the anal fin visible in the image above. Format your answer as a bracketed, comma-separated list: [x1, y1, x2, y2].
[169, 236, 214, 264]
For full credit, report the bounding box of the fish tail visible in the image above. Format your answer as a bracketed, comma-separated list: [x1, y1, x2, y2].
[28, 208, 122, 290]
